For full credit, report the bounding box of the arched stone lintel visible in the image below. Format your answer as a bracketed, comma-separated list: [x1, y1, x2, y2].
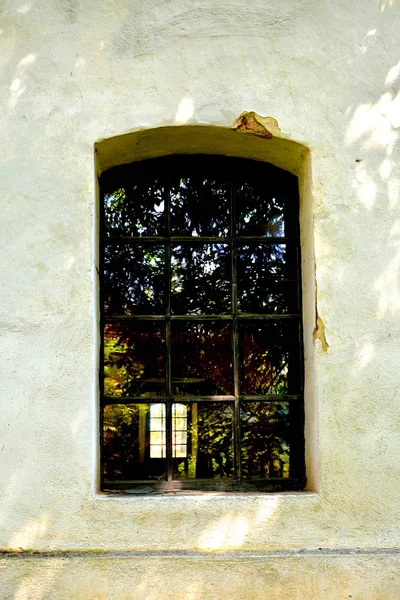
[94, 125, 310, 177]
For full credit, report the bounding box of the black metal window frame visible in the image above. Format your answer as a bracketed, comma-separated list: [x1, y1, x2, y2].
[100, 154, 305, 493]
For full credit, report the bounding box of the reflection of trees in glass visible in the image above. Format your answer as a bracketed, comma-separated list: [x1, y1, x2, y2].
[237, 184, 286, 236]
[104, 330, 133, 397]
[170, 177, 230, 236]
[104, 188, 126, 232]
[103, 404, 167, 481]
[171, 244, 231, 314]
[104, 402, 235, 482]
[174, 403, 234, 479]
[241, 402, 290, 478]
[104, 180, 165, 236]
[103, 401, 289, 482]
[103, 404, 139, 480]
[240, 321, 299, 395]
[172, 322, 233, 396]
[238, 244, 295, 313]
[104, 323, 165, 397]
[103, 244, 165, 315]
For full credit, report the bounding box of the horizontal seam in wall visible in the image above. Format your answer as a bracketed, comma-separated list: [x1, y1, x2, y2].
[1, 548, 399, 560]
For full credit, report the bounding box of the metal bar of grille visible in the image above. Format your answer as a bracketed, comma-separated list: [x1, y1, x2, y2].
[99, 183, 106, 490]
[101, 396, 236, 404]
[104, 313, 301, 321]
[106, 236, 295, 244]
[296, 245, 305, 393]
[230, 182, 242, 481]
[103, 478, 299, 485]
[103, 477, 304, 493]
[241, 394, 300, 401]
[101, 394, 301, 405]
[165, 181, 173, 482]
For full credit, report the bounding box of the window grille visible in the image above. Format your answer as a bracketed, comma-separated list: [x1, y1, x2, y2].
[100, 155, 305, 492]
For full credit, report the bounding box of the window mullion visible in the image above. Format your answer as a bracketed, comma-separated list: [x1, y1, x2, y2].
[230, 181, 242, 481]
[165, 179, 173, 481]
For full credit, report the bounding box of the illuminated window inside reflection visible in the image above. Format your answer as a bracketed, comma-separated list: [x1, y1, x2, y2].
[149, 403, 166, 458]
[150, 403, 188, 458]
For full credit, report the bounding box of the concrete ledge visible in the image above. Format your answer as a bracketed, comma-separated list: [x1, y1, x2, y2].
[2, 547, 400, 559]
[1, 552, 399, 599]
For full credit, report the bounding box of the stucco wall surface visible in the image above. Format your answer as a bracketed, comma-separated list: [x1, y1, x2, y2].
[0, 552, 399, 600]
[0, 0, 399, 597]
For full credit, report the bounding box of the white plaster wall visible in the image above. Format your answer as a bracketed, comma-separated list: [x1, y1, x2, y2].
[0, 0, 399, 597]
[0, 553, 399, 599]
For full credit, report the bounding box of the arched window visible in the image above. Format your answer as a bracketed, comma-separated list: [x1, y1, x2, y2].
[100, 154, 305, 492]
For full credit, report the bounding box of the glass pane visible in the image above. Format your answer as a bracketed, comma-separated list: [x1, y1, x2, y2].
[240, 402, 290, 479]
[173, 403, 188, 458]
[103, 179, 165, 237]
[174, 432, 187, 445]
[236, 182, 287, 237]
[103, 322, 166, 397]
[171, 322, 233, 396]
[173, 402, 234, 479]
[239, 320, 301, 395]
[102, 404, 167, 482]
[171, 244, 231, 314]
[149, 403, 165, 418]
[150, 404, 166, 458]
[237, 244, 298, 313]
[170, 176, 230, 236]
[150, 446, 164, 459]
[150, 431, 164, 444]
[103, 244, 165, 315]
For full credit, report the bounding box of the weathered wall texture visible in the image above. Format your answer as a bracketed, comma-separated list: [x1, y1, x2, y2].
[0, 0, 399, 598]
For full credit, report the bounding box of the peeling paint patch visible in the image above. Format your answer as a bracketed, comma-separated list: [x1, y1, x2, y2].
[313, 314, 329, 352]
[232, 111, 281, 138]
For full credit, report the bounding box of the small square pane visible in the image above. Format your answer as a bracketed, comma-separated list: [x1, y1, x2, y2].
[173, 404, 187, 418]
[150, 446, 164, 459]
[240, 402, 290, 479]
[239, 320, 301, 395]
[173, 402, 234, 479]
[173, 417, 187, 430]
[170, 176, 230, 236]
[171, 322, 233, 396]
[103, 179, 166, 237]
[173, 431, 187, 445]
[150, 431, 165, 445]
[237, 244, 299, 313]
[103, 322, 166, 397]
[150, 404, 165, 418]
[174, 445, 187, 458]
[236, 181, 287, 237]
[103, 244, 165, 315]
[171, 244, 231, 314]
[102, 404, 166, 482]
[150, 418, 165, 432]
